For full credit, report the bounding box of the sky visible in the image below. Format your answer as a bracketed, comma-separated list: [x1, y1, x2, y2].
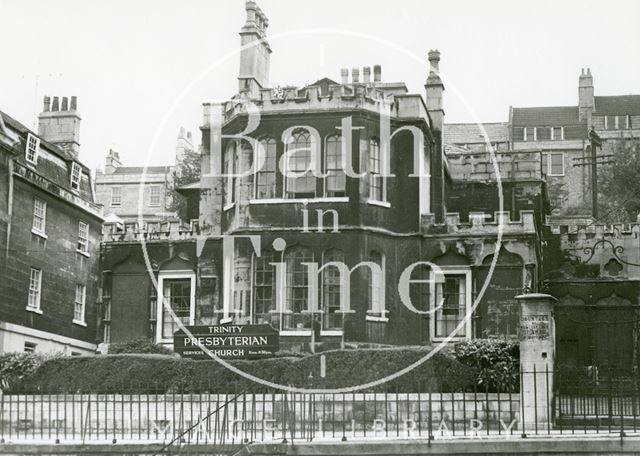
[1, 0, 639, 173]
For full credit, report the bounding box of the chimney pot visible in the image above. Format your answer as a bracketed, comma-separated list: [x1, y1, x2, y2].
[70, 96, 77, 110]
[428, 49, 441, 72]
[51, 97, 59, 111]
[587, 68, 591, 76]
[351, 67, 360, 83]
[43, 96, 51, 112]
[340, 68, 349, 84]
[61, 97, 69, 111]
[363, 66, 371, 83]
[373, 64, 381, 82]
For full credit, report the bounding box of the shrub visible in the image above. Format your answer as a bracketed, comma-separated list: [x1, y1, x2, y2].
[0, 352, 51, 392]
[19, 347, 477, 394]
[108, 339, 176, 356]
[453, 339, 519, 392]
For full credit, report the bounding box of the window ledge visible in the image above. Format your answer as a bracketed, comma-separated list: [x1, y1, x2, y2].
[72, 320, 87, 327]
[223, 202, 236, 211]
[431, 336, 468, 343]
[26, 307, 43, 315]
[366, 315, 389, 323]
[367, 199, 390, 208]
[320, 330, 343, 337]
[249, 197, 349, 205]
[31, 229, 47, 239]
[76, 249, 90, 258]
[280, 330, 312, 337]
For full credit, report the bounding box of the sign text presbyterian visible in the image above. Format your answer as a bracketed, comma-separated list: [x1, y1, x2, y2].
[174, 325, 279, 360]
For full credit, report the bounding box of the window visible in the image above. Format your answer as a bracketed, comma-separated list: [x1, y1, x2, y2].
[24, 342, 37, 353]
[158, 274, 195, 340]
[74, 284, 86, 324]
[32, 198, 46, 235]
[253, 250, 275, 325]
[325, 135, 346, 197]
[223, 142, 238, 207]
[369, 138, 385, 201]
[284, 247, 313, 330]
[524, 127, 536, 141]
[552, 127, 564, 141]
[255, 138, 277, 199]
[25, 133, 40, 164]
[321, 249, 345, 330]
[70, 162, 81, 191]
[77, 221, 89, 253]
[542, 152, 564, 176]
[110, 187, 122, 207]
[627, 115, 632, 129]
[149, 185, 161, 207]
[433, 273, 469, 339]
[536, 127, 551, 141]
[27, 268, 42, 312]
[285, 130, 315, 199]
[366, 251, 386, 318]
[605, 115, 618, 130]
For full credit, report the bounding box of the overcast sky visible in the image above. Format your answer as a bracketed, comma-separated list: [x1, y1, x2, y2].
[1, 0, 639, 172]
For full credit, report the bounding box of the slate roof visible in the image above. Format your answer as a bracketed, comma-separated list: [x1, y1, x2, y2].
[595, 95, 640, 115]
[0, 111, 75, 161]
[511, 106, 583, 127]
[444, 123, 509, 145]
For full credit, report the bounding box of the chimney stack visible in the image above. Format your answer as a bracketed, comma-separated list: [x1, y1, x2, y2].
[363, 66, 371, 83]
[38, 95, 82, 159]
[351, 68, 360, 83]
[373, 64, 381, 82]
[238, 0, 272, 96]
[340, 68, 349, 85]
[104, 149, 121, 174]
[425, 50, 445, 131]
[578, 67, 594, 124]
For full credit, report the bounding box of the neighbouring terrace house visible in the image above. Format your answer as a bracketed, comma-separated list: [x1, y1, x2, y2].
[99, 1, 550, 351]
[0, 97, 103, 355]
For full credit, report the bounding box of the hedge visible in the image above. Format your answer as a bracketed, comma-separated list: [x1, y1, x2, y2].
[108, 339, 176, 356]
[453, 339, 519, 392]
[19, 347, 477, 394]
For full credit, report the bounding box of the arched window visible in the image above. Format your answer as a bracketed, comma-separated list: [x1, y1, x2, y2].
[255, 138, 277, 199]
[223, 141, 237, 207]
[325, 135, 346, 197]
[322, 249, 345, 330]
[285, 130, 315, 199]
[284, 246, 314, 329]
[253, 250, 275, 325]
[369, 138, 385, 201]
[366, 251, 385, 317]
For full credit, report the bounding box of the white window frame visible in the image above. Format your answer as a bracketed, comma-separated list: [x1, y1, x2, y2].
[149, 185, 162, 207]
[156, 271, 196, 344]
[429, 267, 472, 342]
[77, 220, 89, 255]
[73, 284, 87, 326]
[365, 252, 387, 322]
[32, 197, 47, 237]
[27, 268, 43, 313]
[551, 126, 564, 141]
[524, 127, 537, 142]
[70, 162, 81, 191]
[110, 186, 122, 207]
[546, 152, 565, 176]
[25, 133, 40, 164]
[367, 138, 388, 204]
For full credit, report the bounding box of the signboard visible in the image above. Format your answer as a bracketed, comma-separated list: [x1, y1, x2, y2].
[174, 324, 279, 360]
[519, 314, 550, 341]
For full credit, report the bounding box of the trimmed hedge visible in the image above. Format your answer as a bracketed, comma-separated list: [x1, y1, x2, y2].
[19, 347, 476, 394]
[453, 339, 519, 392]
[0, 352, 50, 391]
[108, 339, 176, 356]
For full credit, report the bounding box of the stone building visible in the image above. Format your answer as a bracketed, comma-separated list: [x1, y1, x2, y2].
[94, 127, 195, 226]
[100, 1, 548, 351]
[0, 97, 102, 355]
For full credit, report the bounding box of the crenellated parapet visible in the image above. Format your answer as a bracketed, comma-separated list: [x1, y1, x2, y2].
[102, 220, 199, 243]
[421, 210, 536, 236]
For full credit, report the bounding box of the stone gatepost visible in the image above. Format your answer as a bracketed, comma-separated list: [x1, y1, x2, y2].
[516, 293, 557, 434]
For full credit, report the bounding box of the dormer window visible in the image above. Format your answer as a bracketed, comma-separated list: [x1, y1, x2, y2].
[26, 133, 40, 164]
[551, 127, 564, 140]
[70, 162, 81, 191]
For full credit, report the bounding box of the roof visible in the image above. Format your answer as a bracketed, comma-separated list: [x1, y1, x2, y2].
[511, 106, 582, 127]
[595, 95, 640, 115]
[112, 166, 172, 175]
[444, 122, 509, 145]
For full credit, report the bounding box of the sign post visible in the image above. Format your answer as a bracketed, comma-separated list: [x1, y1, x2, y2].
[174, 324, 280, 360]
